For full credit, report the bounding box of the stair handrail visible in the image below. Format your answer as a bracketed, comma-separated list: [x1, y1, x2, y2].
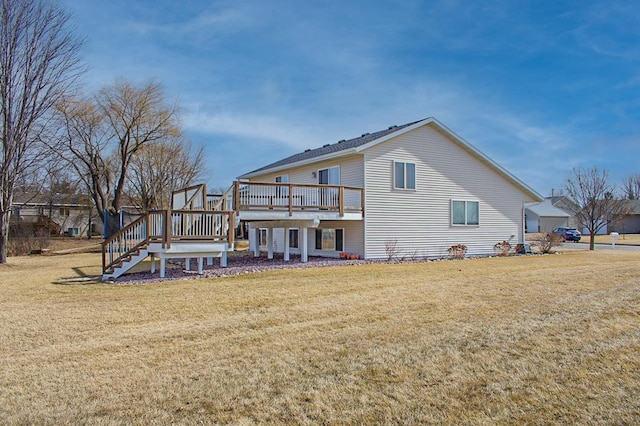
[171, 183, 207, 210]
[102, 213, 150, 274]
[209, 183, 235, 211]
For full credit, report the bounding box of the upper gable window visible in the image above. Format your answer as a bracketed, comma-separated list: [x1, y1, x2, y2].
[394, 161, 416, 190]
[275, 175, 288, 183]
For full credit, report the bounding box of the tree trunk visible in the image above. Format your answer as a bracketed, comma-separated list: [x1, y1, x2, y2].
[0, 210, 9, 263]
[589, 234, 595, 251]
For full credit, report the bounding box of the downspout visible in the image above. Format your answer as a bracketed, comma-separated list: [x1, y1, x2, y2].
[521, 203, 526, 244]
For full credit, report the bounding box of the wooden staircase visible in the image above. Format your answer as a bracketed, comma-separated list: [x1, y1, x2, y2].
[102, 184, 236, 281]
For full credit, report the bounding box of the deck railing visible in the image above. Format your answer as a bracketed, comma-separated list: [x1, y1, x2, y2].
[102, 214, 149, 274]
[233, 181, 364, 216]
[171, 184, 207, 210]
[102, 209, 235, 274]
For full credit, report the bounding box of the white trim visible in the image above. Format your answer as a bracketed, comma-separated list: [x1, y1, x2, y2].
[315, 228, 345, 252]
[392, 160, 416, 190]
[317, 165, 340, 185]
[451, 199, 480, 226]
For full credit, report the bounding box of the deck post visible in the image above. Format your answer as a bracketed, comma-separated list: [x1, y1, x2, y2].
[185, 257, 191, 271]
[301, 227, 308, 263]
[252, 227, 259, 257]
[221, 251, 228, 267]
[339, 186, 344, 217]
[150, 254, 156, 273]
[233, 181, 240, 211]
[198, 257, 204, 274]
[160, 258, 166, 278]
[284, 227, 290, 261]
[289, 183, 293, 216]
[267, 228, 274, 259]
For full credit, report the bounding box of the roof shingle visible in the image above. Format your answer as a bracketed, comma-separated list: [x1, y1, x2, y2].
[241, 119, 423, 177]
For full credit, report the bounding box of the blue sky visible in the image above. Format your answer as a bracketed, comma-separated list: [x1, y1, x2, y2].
[64, 0, 640, 195]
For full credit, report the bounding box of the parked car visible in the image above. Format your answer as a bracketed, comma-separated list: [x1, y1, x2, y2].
[552, 227, 581, 242]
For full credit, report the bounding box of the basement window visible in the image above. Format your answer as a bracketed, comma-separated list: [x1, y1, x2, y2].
[289, 229, 299, 248]
[315, 228, 344, 251]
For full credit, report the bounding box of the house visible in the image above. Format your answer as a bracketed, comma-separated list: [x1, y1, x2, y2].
[524, 199, 571, 233]
[237, 117, 543, 260]
[11, 192, 100, 237]
[609, 200, 640, 234]
[101, 117, 543, 281]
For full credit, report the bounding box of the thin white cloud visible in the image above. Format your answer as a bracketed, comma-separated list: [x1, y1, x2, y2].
[182, 110, 326, 151]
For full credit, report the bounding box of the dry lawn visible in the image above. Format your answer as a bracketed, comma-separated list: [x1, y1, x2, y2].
[579, 233, 640, 246]
[0, 250, 639, 424]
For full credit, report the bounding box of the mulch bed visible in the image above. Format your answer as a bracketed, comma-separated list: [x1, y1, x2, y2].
[113, 252, 370, 285]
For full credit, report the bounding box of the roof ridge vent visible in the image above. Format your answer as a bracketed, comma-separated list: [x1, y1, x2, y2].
[304, 148, 311, 152]
[323, 143, 330, 147]
[388, 125, 397, 130]
[361, 132, 370, 137]
[338, 139, 346, 143]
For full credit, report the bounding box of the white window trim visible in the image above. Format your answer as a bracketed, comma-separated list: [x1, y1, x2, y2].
[451, 200, 480, 226]
[258, 228, 268, 246]
[317, 166, 340, 185]
[289, 228, 299, 249]
[315, 228, 345, 251]
[393, 161, 416, 190]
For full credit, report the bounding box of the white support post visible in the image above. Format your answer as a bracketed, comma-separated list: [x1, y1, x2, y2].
[221, 251, 228, 267]
[150, 254, 156, 273]
[284, 227, 290, 261]
[185, 257, 191, 271]
[301, 227, 308, 263]
[160, 258, 166, 278]
[267, 228, 274, 260]
[207, 257, 213, 266]
[198, 257, 204, 274]
[253, 227, 260, 257]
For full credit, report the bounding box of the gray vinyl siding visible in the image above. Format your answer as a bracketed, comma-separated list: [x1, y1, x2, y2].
[363, 124, 537, 259]
[246, 154, 364, 187]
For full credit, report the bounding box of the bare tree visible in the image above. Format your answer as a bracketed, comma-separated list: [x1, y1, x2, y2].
[0, 0, 84, 263]
[622, 173, 640, 200]
[564, 166, 630, 250]
[55, 80, 179, 227]
[126, 137, 206, 211]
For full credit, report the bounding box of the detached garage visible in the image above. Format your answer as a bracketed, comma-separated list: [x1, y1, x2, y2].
[525, 199, 570, 233]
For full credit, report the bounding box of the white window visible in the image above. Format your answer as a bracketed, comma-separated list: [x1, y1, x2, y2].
[394, 161, 416, 190]
[452, 200, 480, 225]
[259, 229, 268, 246]
[315, 228, 344, 251]
[275, 175, 289, 200]
[289, 228, 299, 248]
[318, 166, 340, 185]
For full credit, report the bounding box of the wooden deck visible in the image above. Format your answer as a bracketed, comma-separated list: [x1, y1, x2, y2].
[102, 182, 364, 279]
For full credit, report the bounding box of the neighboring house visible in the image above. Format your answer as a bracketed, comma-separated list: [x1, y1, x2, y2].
[524, 199, 570, 233]
[609, 200, 640, 234]
[11, 192, 100, 237]
[237, 117, 543, 259]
